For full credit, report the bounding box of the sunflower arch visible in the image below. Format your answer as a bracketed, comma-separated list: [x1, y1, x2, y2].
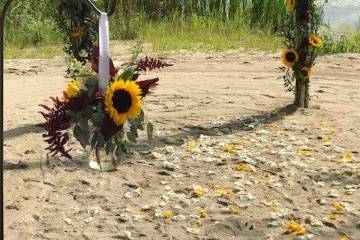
[280, 0, 323, 108]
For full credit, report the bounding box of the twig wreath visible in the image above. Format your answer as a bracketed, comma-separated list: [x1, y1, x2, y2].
[38, 1, 172, 164]
[280, 0, 323, 108]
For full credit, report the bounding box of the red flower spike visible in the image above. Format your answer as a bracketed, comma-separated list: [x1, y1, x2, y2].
[136, 57, 173, 72]
[37, 97, 72, 159]
[137, 78, 160, 97]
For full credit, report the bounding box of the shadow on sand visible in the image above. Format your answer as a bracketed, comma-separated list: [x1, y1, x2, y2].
[3, 103, 298, 171]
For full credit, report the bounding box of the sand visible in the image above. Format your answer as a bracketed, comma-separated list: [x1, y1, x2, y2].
[3, 50, 360, 240]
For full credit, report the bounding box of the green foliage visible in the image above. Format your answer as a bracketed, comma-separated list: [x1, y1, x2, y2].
[320, 27, 360, 54]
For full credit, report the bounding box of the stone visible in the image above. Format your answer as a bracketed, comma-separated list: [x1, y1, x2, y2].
[63, 218, 72, 225]
[305, 215, 323, 227]
[327, 190, 339, 198]
[160, 161, 179, 171]
[316, 199, 327, 205]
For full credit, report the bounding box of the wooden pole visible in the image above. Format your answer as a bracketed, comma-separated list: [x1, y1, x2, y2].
[295, 0, 311, 108]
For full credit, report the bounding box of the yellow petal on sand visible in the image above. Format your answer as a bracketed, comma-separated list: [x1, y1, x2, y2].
[186, 139, 197, 153]
[163, 210, 174, 220]
[298, 148, 311, 157]
[285, 220, 306, 235]
[271, 123, 278, 130]
[340, 235, 350, 240]
[193, 185, 206, 197]
[194, 219, 202, 226]
[236, 163, 256, 173]
[341, 151, 353, 162]
[333, 202, 345, 212]
[199, 208, 208, 218]
[229, 206, 240, 215]
[137, 211, 146, 218]
[216, 187, 234, 197]
[224, 144, 235, 154]
[329, 214, 339, 221]
[323, 135, 333, 142]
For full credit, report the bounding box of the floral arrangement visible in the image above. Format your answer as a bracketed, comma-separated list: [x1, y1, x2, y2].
[38, 48, 172, 161]
[279, 0, 323, 105]
[51, 0, 99, 74]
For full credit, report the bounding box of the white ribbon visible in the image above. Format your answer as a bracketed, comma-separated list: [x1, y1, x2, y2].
[98, 12, 110, 91]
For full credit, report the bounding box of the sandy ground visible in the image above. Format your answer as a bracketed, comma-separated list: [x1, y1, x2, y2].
[3, 50, 360, 240]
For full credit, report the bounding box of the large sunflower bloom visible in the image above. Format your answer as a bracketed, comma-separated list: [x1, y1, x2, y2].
[308, 34, 323, 48]
[104, 80, 142, 126]
[282, 49, 299, 68]
[287, 0, 295, 11]
[300, 66, 313, 79]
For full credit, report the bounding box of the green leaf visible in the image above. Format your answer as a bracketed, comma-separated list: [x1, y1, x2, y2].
[120, 67, 136, 80]
[147, 122, 154, 143]
[78, 117, 89, 132]
[127, 131, 137, 143]
[85, 77, 98, 98]
[74, 125, 90, 149]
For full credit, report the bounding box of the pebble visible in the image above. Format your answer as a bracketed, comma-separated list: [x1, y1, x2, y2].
[316, 199, 327, 205]
[63, 218, 72, 225]
[305, 215, 323, 227]
[173, 215, 187, 222]
[160, 161, 179, 171]
[327, 190, 340, 198]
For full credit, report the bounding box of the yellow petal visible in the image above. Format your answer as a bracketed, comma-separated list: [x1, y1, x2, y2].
[193, 185, 205, 197]
[216, 187, 233, 197]
[285, 220, 306, 235]
[224, 144, 235, 154]
[333, 202, 345, 212]
[199, 208, 207, 218]
[163, 210, 174, 220]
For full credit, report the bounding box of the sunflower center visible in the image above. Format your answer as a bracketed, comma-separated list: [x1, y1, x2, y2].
[286, 52, 296, 62]
[112, 89, 132, 113]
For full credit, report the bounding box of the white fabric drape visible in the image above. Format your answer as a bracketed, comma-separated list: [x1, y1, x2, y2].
[98, 12, 110, 91]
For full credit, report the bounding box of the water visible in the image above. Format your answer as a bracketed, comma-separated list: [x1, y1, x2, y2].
[321, 0, 360, 28]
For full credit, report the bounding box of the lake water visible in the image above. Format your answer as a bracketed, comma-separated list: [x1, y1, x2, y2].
[321, 0, 360, 28]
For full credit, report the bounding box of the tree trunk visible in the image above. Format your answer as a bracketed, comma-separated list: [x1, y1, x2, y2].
[295, 0, 311, 108]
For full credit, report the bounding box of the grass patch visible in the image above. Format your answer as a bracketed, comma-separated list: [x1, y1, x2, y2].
[4, 45, 64, 59]
[139, 15, 283, 52]
[320, 26, 360, 54]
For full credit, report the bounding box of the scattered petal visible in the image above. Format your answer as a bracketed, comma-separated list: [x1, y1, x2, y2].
[199, 208, 207, 218]
[163, 210, 174, 220]
[333, 202, 345, 212]
[193, 185, 206, 198]
[284, 220, 306, 235]
[224, 144, 235, 154]
[216, 187, 233, 197]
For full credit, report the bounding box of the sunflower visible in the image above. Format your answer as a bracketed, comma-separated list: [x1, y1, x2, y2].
[300, 66, 312, 79]
[282, 49, 299, 68]
[65, 80, 81, 99]
[287, 0, 295, 11]
[70, 27, 85, 38]
[308, 34, 323, 48]
[104, 80, 142, 126]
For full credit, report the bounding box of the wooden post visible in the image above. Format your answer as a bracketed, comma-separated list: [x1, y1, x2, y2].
[295, 0, 311, 108]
